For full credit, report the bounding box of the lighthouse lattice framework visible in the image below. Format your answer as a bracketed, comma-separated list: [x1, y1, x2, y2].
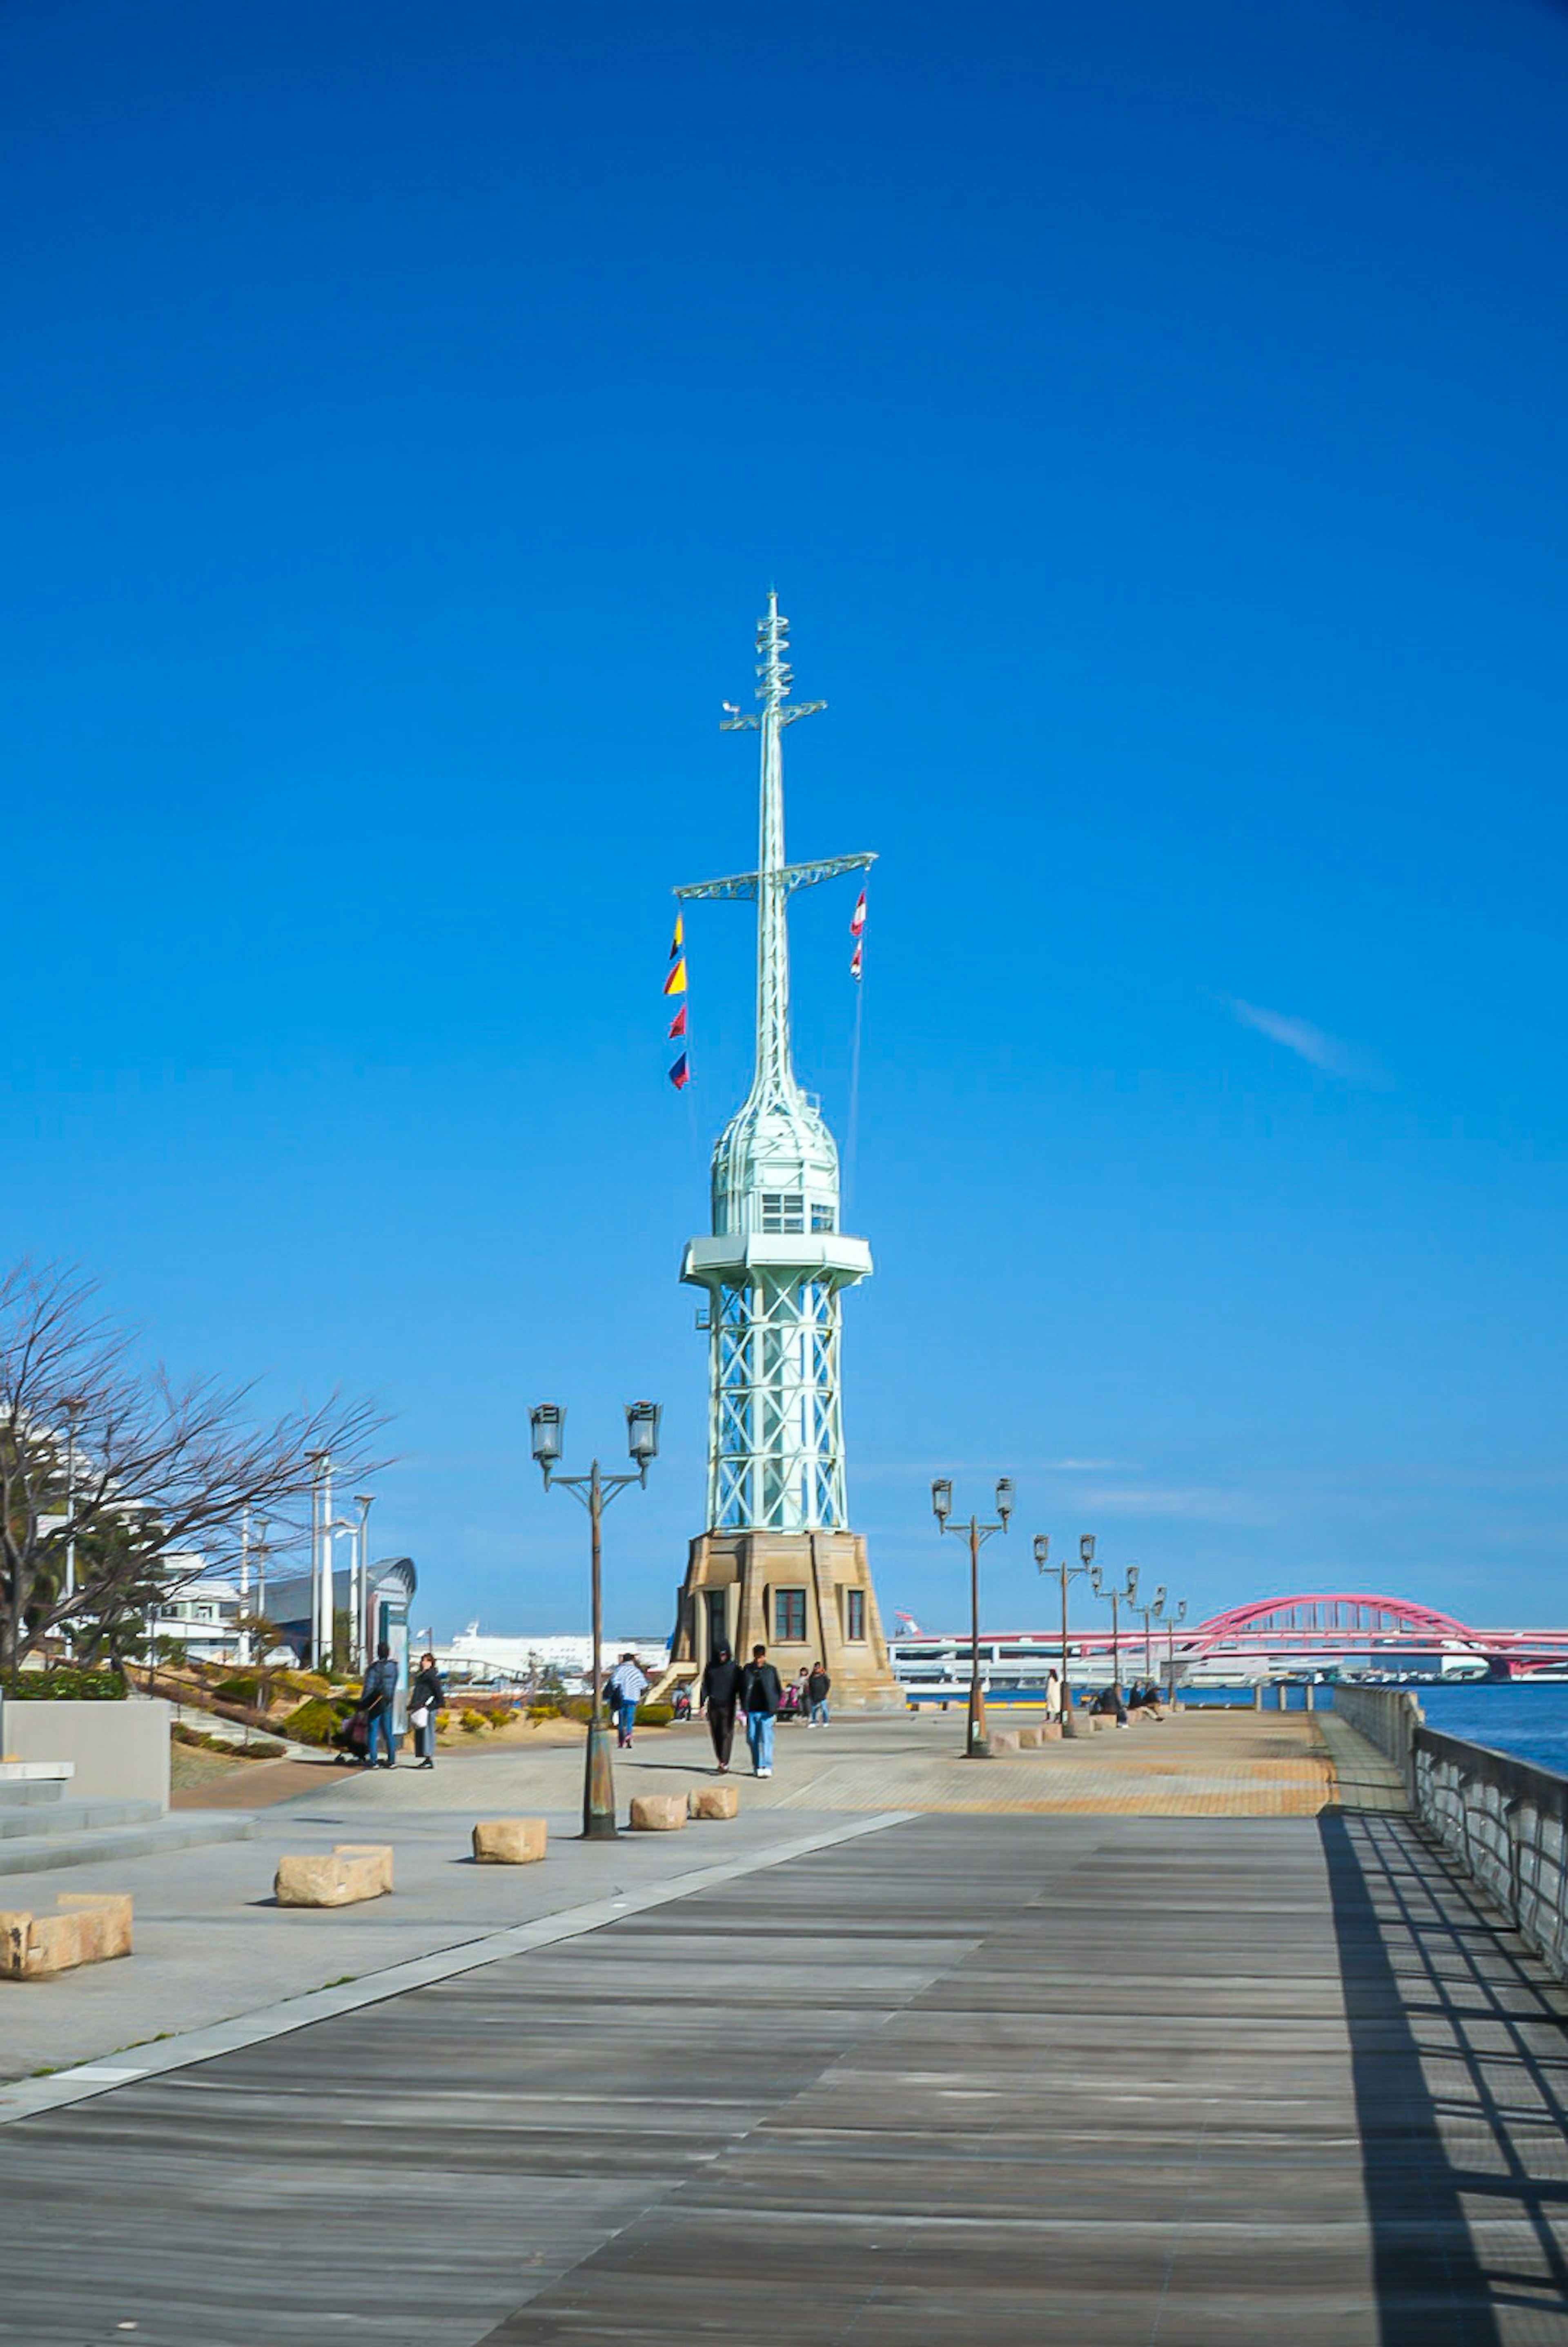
[667, 593, 899, 1707]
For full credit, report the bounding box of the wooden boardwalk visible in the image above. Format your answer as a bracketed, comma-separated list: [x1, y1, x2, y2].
[1, 1807, 1565, 2343]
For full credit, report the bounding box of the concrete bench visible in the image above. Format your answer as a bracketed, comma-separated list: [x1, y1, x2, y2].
[472, 1818, 548, 1864]
[275, 1843, 394, 1908]
[687, 1785, 739, 1820]
[629, 1794, 686, 1832]
[1, 1892, 132, 1980]
[989, 1730, 1020, 1755]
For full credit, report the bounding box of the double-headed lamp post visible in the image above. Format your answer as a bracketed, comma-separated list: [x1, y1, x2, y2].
[1165, 1598, 1187, 1706]
[1032, 1533, 1098, 1738]
[931, 1475, 1013, 1760]
[1131, 1586, 1167, 1687]
[530, 1401, 662, 1841]
[1090, 1559, 1138, 1699]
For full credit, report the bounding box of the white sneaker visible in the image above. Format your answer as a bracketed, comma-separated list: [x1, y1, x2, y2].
[760, 1767, 773, 1778]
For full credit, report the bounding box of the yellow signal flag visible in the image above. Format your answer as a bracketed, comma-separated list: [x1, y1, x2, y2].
[669, 911, 684, 959]
[663, 956, 688, 997]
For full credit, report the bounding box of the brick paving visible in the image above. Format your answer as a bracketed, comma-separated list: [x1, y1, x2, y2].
[288, 1702, 1408, 1822]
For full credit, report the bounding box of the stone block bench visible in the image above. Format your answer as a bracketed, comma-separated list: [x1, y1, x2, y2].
[687, 1784, 739, 1820]
[473, 1818, 548, 1864]
[629, 1794, 686, 1832]
[275, 1843, 394, 1908]
[1, 1892, 132, 1979]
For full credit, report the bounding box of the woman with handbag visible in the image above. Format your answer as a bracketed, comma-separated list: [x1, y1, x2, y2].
[409, 1651, 446, 1771]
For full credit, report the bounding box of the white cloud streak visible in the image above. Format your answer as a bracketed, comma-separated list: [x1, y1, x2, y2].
[1229, 997, 1359, 1079]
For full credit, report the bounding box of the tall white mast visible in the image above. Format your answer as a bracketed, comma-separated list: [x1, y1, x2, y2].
[677, 595, 875, 1533]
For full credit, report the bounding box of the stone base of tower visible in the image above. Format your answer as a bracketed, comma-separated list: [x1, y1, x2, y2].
[667, 1531, 903, 1711]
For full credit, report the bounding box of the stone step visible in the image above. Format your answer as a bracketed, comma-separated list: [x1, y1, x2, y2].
[0, 1798, 161, 1842]
[0, 1765, 76, 1812]
[0, 1812, 253, 1878]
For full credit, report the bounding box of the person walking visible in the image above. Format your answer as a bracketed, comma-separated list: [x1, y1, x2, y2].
[740, 1643, 782, 1778]
[360, 1641, 399, 1769]
[1044, 1667, 1062, 1722]
[806, 1661, 831, 1726]
[409, 1650, 445, 1770]
[700, 1641, 741, 1773]
[607, 1651, 650, 1749]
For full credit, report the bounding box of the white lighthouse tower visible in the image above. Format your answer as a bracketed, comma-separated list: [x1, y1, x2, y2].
[667, 594, 898, 1707]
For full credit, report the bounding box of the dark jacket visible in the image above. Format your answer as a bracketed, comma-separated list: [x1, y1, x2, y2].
[740, 1660, 783, 1716]
[807, 1669, 831, 1704]
[411, 1665, 445, 1713]
[702, 1654, 741, 1711]
[361, 1657, 399, 1714]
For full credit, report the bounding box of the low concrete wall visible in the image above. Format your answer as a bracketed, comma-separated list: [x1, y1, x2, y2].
[0, 1698, 170, 1811]
[1333, 1684, 1568, 1986]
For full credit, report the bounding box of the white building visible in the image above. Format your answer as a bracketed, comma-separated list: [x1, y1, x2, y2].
[437, 1625, 669, 1688]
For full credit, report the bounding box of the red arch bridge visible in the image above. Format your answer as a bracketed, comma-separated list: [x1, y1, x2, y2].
[891, 1593, 1568, 1681]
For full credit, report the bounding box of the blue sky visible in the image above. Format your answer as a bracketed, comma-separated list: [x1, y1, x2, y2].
[3, 0, 1566, 1638]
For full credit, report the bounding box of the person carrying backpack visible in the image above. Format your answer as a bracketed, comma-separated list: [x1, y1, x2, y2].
[739, 1643, 783, 1778]
[360, 1642, 400, 1769]
[606, 1651, 650, 1748]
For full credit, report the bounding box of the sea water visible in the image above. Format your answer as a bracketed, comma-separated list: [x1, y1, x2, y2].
[1413, 1682, 1568, 1779]
[1174, 1682, 1568, 1780]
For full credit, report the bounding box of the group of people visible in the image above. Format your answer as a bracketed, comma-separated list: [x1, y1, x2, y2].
[697, 1645, 831, 1776]
[352, 1644, 447, 1769]
[1089, 1680, 1165, 1726]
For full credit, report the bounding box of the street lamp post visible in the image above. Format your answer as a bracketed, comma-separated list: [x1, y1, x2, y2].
[1090, 1560, 1139, 1702]
[1130, 1586, 1167, 1688]
[305, 1449, 331, 1669]
[1164, 1598, 1188, 1707]
[1032, 1532, 1098, 1737]
[530, 1401, 662, 1840]
[931, 1475, 1013, 1759]
[62, 1394, 87, 1660]
[353, 1494, 375, 1672]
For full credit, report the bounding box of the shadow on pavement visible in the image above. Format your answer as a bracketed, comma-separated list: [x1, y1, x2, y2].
[1320, 1809, 1568, 2345]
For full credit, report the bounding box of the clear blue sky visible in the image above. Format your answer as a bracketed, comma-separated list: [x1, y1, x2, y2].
[4, 0, 1566, 1638]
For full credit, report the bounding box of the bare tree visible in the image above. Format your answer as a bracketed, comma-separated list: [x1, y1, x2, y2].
[0, 1260, 390, 1687]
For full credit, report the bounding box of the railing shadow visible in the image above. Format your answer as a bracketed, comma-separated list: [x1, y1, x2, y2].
[1321, 1809, 1568, 2344]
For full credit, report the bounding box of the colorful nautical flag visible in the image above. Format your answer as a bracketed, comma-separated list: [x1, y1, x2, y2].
[668, 1051, 690, 1090]
[850, 889, 867, 937]
[669, 911, 684, 960]
[663, 956, 687, 997]
[667, 1002, 688, 1040]
[850, 939, 863, 983]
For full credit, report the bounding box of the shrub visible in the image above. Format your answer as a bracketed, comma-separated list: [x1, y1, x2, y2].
[459, 1708, 489, 1735]
[8, 1669, 127, 1702]
[486, 1708, 514, 1729]
[283, 1696, 353, 1747]
[213, 1673, 262, 1706]
[638, 1703, 674, 1728]
[526, 1701, 561, 1721]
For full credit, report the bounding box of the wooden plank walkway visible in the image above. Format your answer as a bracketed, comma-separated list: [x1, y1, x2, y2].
[0, 1811, 1564, 2344]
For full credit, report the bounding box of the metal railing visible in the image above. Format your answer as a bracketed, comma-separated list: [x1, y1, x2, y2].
[1333, 1685, 1568, 1983]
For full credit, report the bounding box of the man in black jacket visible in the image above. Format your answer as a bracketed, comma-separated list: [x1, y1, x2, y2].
[739, 1644, 783, 1778]
[700, 1642, 741, 1773]
[806, 1662, 831, 1726]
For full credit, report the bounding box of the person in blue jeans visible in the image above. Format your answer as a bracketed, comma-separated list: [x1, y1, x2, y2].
[807, 1662, 831, 1726]
[360, 1642, 399, 1769]
[606, 1652, 650, 1748]
[740, 1644, 783, 1778]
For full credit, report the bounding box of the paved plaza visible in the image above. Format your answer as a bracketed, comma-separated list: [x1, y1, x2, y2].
[0, 1712, 1564, 2343]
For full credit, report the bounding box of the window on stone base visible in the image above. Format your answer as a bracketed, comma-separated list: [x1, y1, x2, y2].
[843, 1587, 866, 1642]
[774, 1588, 807, 1644]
